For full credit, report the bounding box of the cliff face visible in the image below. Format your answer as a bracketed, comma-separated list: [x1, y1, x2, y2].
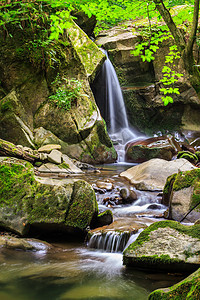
[0, 19, 117, 164]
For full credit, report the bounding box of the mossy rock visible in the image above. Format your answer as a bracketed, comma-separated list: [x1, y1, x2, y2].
[148, 267, 200, 299]
[123, 220, 200, 272]
[162, 168, 200, 222]
[0, 157, 98, 236]
[177, 151, 198, 165]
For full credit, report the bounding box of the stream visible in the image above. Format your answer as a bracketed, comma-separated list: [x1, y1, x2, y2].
[0, 164, 184, 300]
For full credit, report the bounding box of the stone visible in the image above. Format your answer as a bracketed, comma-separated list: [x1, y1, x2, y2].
[38, 144, 61, 153]
[148, 267, 200, 299]
[96, 181, 113, 191]
[62, 154, 83, 174]
[120, 158, 196, 191]
[0, 235, 51, 251]
[0, 157, 98, 236]
[125, 136, 181, 163]
[123, 220, 200, 272]
[92, 210, 113, 228]
[47, 149, 62, 164]
[162, 168, 200, 222]
[120, 188, 137, 203]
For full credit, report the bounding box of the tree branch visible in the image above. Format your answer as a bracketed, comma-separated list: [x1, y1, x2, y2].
[185, 0, 199, 57]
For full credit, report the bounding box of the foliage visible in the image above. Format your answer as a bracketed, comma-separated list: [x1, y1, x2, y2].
[49, 75, 83, 110]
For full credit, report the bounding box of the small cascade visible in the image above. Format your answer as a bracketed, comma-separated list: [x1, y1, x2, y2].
[88, 231, 131, 253]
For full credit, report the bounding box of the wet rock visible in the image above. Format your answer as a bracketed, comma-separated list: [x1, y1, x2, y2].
[120, 188, 137, 203]
[123, 220, 200, 272]
[147, 204, 162, 210]
[162, 168, 200, 223]
[38, 144, 61, 153]
[148, 267, 200, 299]
[0, 157, 98, 236]
[0, 235, 51, 251]
[125, 136, 181, 163]
[120, 158, 196, 191]
[92, 210, 113, 228]
[96, 181, 113, 191]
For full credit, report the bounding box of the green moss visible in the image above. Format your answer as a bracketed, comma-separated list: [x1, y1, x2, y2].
[65, 180, 98, 229]
[173, 169, 200, 191]
[123, 220, 200, 255]
[148, 268, 200, 300]
[98, 210, 113, 218]
[177, 151, 198, 164]
[163, 173, 177, 195]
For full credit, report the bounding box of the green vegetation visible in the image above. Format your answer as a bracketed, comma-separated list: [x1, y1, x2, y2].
[148, 267, 200, 299]
[49, 75, 83, 110]
[177, 151, 198, 164]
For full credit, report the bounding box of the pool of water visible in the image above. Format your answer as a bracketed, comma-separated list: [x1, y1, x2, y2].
[0, 241, 184, 300]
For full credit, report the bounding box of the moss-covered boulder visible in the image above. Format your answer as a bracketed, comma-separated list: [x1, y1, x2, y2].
[148, 267, 200, 299]
[162, 168, 200, 222]
[123, 220, 200, 272]
[125, 136, 181, 163]
[0, 157, 98, 236]
[0, 16, 116, 165]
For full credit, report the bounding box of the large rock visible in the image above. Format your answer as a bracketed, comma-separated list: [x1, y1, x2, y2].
[0, 157, 98, 236]
[0, 19, 115, 165]
[162, 168, 200, 222]
[120, 158, 196, 191]
[148, 267, 200, 299]
[125, 136, 181, 163]
[123, 220, 200, 272]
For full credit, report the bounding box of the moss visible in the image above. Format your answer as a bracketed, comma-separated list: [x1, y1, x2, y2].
[177, 151, 198, 164]
[123, 220, 200, 255]
[195, 151, 200, 160]
[98, 210, 113, 218]
[173, 169, 200, 191]
[65, 180, 98, 229]
[163, 173, 177, 195]
[148, 268, 200, 300]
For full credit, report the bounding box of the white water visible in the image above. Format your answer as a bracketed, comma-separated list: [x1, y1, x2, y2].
[102, 52, 144, 161]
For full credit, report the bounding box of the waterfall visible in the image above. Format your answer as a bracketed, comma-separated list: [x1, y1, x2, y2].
[88, 231, 131, 253]
[92, 51, 143, 161]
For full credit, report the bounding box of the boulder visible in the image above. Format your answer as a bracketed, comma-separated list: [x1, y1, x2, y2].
[0, 235, 51, 251]
[162, 168, 200, 222]
[125, 136, 181, 163]
[0, 157, 98, 236]
[120, 158, 196, 191]
[148, 267, 200, 299]
[123, 220, 200, 272]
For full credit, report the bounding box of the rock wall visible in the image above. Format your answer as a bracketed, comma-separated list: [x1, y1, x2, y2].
[96, 22, 200, 135]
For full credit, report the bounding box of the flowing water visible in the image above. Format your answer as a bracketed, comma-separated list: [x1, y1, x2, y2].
[0, 164, 184, 300]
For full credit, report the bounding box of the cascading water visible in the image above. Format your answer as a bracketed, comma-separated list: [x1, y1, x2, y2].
[88, 231, 131, 253]
[92, 51, 143, 161]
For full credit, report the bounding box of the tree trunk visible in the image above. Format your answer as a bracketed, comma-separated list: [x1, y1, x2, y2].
[0, 139, 39, 163]
[153, 0, 200, 92]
